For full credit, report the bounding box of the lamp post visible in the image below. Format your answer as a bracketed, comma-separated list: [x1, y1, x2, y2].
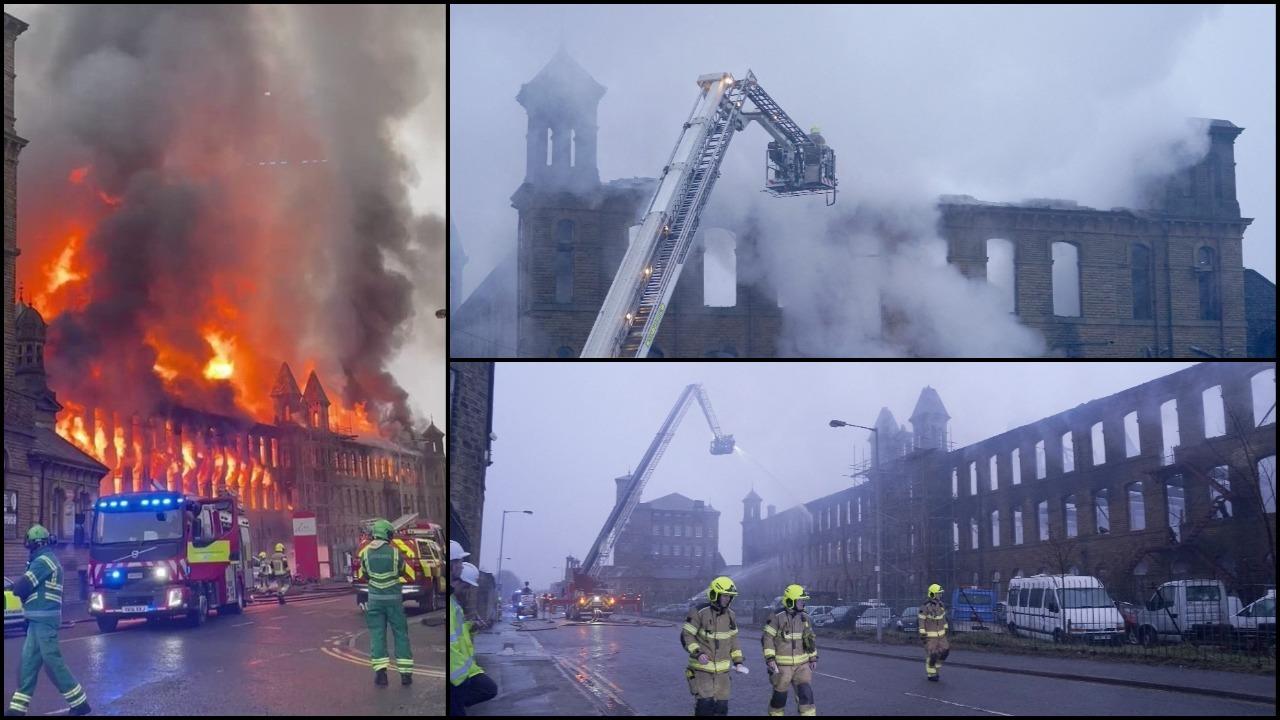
[830, 419, 882, 642]
[497, 510, 533, 613]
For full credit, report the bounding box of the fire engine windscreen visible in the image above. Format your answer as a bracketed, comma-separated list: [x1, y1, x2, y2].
[92, 511, 183, 543]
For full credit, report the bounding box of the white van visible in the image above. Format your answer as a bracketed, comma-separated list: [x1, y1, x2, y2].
[1134, 579, 1242, 645]
[1006, 575, 1125, 643]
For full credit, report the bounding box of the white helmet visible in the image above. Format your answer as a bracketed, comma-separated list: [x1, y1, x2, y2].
[459, 561, 480, 587]
[450, 540, 470, 561]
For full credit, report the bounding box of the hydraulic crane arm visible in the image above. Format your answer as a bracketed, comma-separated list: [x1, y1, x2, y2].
[580, 384, 734, 579]
[581, 71, 838, 359]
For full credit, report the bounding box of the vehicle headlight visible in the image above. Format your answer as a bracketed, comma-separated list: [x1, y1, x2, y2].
[153, 566, 170, 582]
[167, 589, 184, 608]
[593, 596, 601, 602]
[90, 593, 104, 612]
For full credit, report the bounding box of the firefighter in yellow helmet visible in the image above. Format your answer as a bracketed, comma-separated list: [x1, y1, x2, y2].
[681, 576, 747, 716]
[255, 551, 271, 594]
[762, 584, 817, 716]
[270, 542, 291, 605]
[918, 583, 949, 681]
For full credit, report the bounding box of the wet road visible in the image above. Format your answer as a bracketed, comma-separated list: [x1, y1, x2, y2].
[3, 592, 444, 715]
[473, 613, 1274, 716]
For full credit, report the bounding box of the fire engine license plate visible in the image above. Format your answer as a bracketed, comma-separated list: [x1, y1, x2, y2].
[128, 573, 143, 579]
[122, 605, 148, 613]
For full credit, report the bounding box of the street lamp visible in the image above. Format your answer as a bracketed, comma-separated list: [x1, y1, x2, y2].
[830, 419, 883, 643]
[497, 510, 533, 612]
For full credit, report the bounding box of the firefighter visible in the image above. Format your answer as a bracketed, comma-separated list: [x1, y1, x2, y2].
[762, 584, 817, 716]
[919, 583, 950, 681]
[359, 519, 415, 686]
[450, 562, 497, 716]
[255, 551, 271, 594]
[681, 576, 747, 716]
[270, 542, 291, 605]
[6, 525, 90, 717]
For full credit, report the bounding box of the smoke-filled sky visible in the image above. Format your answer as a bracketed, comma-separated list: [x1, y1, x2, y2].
[451, 5, 1276, 355]
[476, 362, 1235, 592]
[11, 4, 445, 431]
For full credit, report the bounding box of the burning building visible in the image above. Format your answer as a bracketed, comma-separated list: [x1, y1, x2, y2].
[4, 7, 444, 590]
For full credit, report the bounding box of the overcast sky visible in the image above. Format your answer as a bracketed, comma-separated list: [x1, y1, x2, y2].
[477, 361, 1209, 591]
[451, 3, 1277, 311]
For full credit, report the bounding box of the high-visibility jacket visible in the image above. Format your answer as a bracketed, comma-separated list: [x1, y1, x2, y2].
[13, 548, 63, 626]
[762, 608, 818, 666]
[270, 550, 289, 576]
[357, 540, 407, 602]
[918, 598, 948, 637]
[681, 602, 743, 673]
[357, 537, 418, 585]
[449, 593, 485, 686]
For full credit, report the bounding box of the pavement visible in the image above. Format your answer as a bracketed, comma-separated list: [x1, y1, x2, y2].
[463, 612, 1275, 716]
[4, 591, 445, 715]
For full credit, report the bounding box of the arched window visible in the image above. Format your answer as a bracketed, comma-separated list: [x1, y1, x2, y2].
[1064, 494, 1078, 538]
[1051, 242, 1081, 317]
[554, 220, 575, 304]
[1094, 488, 1110, 533]
[1197, 247, 1220, 320]
[1131, 244, 1153, 320]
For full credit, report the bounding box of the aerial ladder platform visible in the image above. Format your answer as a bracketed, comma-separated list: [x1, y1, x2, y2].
[572, 384, 735, 592]
[581, 71, 838, 358]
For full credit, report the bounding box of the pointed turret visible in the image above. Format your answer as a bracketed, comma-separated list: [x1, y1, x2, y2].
[302, 370, 331, 431]
[270, 362, 302, 424]
[909, 386, 950, 450]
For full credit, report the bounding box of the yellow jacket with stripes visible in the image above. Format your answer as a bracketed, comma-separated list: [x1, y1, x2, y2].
[681, 602, 744, 673]
[762, 608, 818, 665]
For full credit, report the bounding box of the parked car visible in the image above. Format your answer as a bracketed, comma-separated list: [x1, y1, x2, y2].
[855, 607, 896, 630]
[806, 604, 835, 624]
[896, 606, 920, 633]
[1134, 579, 1241, 646]
[952, 586, 997, 624]
[1006, 574, 1125, 643]
[812, 605, 854, 627]
[4, 577, 23, 633]
[1231, 591, 1276, 648]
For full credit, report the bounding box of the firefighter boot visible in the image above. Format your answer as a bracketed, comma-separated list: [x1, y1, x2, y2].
[401, 673, 413, 686]
[70, 701, 92, 716]
[375, 669, 388, 687]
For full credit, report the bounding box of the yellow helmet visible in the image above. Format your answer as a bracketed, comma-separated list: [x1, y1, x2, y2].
[708, 576, 739, 603]
[809, 126, 822, 135]
[274, 543, 285, 553]
[257, 551, 267, 559]
[928, 583, 943, 599]
[783, 584, 809, 610]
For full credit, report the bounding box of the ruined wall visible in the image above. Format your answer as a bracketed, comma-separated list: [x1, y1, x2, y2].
[447, 361, 494, 559]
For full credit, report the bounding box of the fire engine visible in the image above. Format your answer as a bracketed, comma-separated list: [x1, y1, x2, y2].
[88, 491, 252, 633]
[550, 384, 734, 619]
[351, 513, 445, 612]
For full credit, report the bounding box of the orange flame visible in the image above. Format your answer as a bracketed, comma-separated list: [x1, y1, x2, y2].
[68, 166, 90, 184]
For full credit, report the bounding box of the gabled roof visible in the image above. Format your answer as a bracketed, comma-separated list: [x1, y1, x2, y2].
[909, 386, 950, 422]
[302, 370, 330, 406]
[642, 492, 715, 513]
[270, 362, 302, 399]
[874, 407, 899, 432]
[517, 47, 606, 110]
[31, 427, 108, 474]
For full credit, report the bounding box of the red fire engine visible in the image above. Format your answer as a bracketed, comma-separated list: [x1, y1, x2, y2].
[88, 491, 253, 632]
[350, 513, 445, 612]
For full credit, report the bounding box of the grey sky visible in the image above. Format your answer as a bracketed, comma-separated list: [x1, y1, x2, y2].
[451, 3, 1277, 311]
[479, 361, 1201, 592]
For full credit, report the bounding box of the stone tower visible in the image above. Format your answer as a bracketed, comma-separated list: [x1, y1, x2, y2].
[909, 386, 950, 451]
[4, 13, 30, 381]
[511, 49, 652, 357]
[741, 488, 762, 565]
[270, 362, 303, 425]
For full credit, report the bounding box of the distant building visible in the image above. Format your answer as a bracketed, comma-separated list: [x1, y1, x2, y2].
[744, 362, 1276, 608]
[605, 487, 723, 603]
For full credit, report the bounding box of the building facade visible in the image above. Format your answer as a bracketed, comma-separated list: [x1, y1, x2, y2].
[606, 488, 723, 602]
[452, 51, 1275, 359]
[448, 361, 495, 559]
[742, 362, 1276, 609]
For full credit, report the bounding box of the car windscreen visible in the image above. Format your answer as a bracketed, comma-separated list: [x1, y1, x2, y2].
[1185, 585, 1221, 602]
[955, 592, 992, 605]
[92, 509, 184, 543]
[1062, 588, 1114, 609]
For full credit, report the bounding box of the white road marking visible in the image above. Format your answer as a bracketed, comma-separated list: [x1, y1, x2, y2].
[903, 691, 1012, 716]
[816, 671, 857, 684]
[232, 621, 255, 627]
